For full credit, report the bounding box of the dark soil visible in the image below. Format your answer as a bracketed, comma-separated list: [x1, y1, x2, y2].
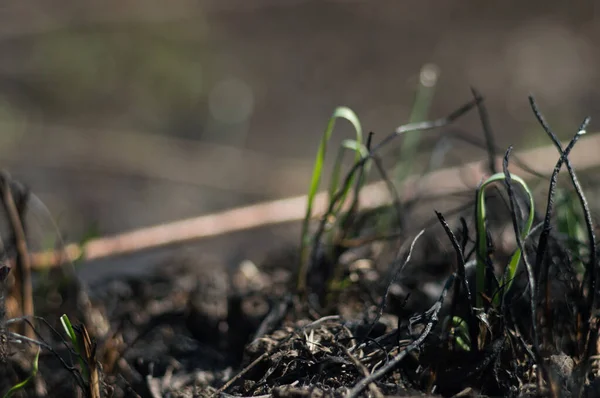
[0, 191, 595, 398]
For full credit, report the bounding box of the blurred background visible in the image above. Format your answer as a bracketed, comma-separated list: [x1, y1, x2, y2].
[0, 0, 598, 279]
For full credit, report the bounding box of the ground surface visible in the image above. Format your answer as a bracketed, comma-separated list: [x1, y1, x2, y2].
[2, 171, 600, 397]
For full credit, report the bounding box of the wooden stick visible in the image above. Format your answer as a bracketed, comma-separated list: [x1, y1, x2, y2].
[0, 172, 35, 340]
[27, 133, 600, 270]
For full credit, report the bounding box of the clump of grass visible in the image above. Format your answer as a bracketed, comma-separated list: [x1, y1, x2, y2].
[303, 90, 600, 397]
[445, 150, 535, 352]
[0, 176, 101, 397]
[61, 314, 101, 398]
[297, 86, 482, 302]
[297, 106, 367, 296]
[440, 99, 595, 395]
[0, 265, 91, 396]
[474, 171, 535, 309]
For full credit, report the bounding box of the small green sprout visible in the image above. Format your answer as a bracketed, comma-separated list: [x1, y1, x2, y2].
[449, 316, 471, 351]
[394, 63, 439, 183]
[556, 188, 586, 275]
[297, 106, 367, 294]
[3, 348, 40, 398]
[60, 314, 89, 382]
[475, 172, 535, 308]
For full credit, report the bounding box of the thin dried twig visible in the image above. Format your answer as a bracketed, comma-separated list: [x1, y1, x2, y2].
[74, 324, 101, 398]
[340, 344, 383, 398]
[0, 171, 35, 342]
[215, 352, 269, 396]
[356, 229, 425, 348]
[471, 88, 497, 175]
[435, 210, 476, 351]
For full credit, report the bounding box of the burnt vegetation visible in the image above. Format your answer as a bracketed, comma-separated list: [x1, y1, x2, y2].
[0, 92, 599, 397]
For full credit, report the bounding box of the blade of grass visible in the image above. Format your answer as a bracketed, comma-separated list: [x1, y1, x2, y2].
[324, 139, 371, 301]
[475, 172, 534, 308]
[556, 189, 586, 274]
[394, 63, 440, 182]
[298, 107, 364, 294]
[60, 314, 89, 383]
[449, 316, 471, 351]
[324, 139, 370, 250]
[3, 347, 40, 398]
[500, 184, 535, 304]
[329, 139, 371, 216]
[501, 147, 538, 348]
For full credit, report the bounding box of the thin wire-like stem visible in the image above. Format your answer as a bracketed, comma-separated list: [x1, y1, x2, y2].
[502, 147, 556, 398]
[347, 273, 455, 398]
[435, 210, 476, 351]
[356, 229, 425, 348]
[528, 102, 586, 340]
[6, 314, 81, 358]
[471, 88, 497, 175]
[531, 95, 599, 385]
[532, 110, 599, 361]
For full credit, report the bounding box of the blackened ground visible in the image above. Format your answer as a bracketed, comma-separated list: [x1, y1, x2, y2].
[2, 178, 600, 397]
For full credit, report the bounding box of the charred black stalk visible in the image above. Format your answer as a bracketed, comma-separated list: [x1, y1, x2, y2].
[348, 273, 456, 398]
[471, 88, 497, 175]
[529, 114, 584, 341]
[529, 97, 597, 358]
[359, 229, 425, 345]
[503, 147, 556, 397]
[435, 210, 476, 351]
[0, 265, 9, 363]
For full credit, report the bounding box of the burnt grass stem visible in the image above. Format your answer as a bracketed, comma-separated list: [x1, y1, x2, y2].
[503, 147, 556, 398]
[532, 120, 584, 341]
[356, 229, 425, 347]
[471, 87, 497, 176]
[435, 210, 477, 352]
[530, 99, 598, 363]
[347, 273, 456, 398]
[528, 97, 595, 353]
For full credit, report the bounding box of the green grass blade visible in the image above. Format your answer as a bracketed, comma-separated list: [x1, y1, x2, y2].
[60, 314, 89, 382]
[324, 139, 370, 262]
[450, 316, 472, 351]
[60, 314, 77, 344]
[475, 173, 534, 307]
[3, 348, 40, 398]
[475, 185, 490, 309]
[556, 188, 586, 274]
[297, 107, 363, 293]
[394, 64, 439, 183]
[329, 139, 370, 216]
[501, 178, 535, 303]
